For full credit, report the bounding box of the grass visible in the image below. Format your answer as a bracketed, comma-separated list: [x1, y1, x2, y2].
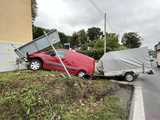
[0, 70, 130, 120]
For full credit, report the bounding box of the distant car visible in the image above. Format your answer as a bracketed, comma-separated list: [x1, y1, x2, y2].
[27, 49, 95, 78]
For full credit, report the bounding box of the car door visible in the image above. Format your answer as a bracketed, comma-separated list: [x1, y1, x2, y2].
[46, 50, 68, 72]
[45, 51, 62, 71]
[61, 51, 79, 74]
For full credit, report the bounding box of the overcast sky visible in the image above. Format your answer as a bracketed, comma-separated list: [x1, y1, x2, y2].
[35, 0, 160, 49]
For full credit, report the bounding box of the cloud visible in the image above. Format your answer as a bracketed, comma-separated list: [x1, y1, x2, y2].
[35, 0, 160, 49]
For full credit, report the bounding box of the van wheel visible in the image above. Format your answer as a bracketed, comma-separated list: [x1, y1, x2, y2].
[124, 73, 135, 82]
[134, 74, 139, 79]
[29, 59, 42, 70]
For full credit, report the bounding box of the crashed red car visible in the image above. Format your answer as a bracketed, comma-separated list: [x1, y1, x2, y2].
[27, 49, 95, 77]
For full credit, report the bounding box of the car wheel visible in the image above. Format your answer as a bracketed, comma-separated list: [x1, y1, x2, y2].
[134, 74, 139, 79]
[29, 59, 42, 70]
[124, 73, 135, 82]
[78, 71, 86, 78]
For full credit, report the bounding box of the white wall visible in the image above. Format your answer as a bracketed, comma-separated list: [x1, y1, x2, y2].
[0, 43, 26, 72]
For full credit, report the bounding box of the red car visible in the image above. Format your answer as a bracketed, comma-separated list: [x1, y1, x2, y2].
[27, 49, 95, 78]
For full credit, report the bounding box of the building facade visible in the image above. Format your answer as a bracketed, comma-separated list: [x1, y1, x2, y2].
[0, 0, 32, 44]
[155, 42, 160, 67]
[0, 0, 32, 72]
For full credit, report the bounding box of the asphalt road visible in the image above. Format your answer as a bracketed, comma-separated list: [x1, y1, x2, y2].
[137, 68, 160, 120]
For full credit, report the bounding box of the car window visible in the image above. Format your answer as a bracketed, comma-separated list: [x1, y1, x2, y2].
[48, 51, 56, 56]
[56, 51, 65, 57]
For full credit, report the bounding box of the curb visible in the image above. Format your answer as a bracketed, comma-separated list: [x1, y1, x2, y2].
[93, 79, 146, 120]
[129, 85, 145, 120]
[109, 80, 145, 120]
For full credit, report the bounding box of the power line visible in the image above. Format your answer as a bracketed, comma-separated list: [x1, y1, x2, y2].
[87, 0, 112, 32]
[88, 0, 103, 15]
[87, 0, 113, 53]
[87, 0, 107, 54]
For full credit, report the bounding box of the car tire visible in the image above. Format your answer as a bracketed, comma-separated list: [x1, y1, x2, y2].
[78, 71, 86, 79]
[124, 72, 135, 82]
[29, 59, 42, 71]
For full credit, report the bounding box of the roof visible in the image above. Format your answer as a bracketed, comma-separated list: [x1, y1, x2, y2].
[155, 42, 160, 50]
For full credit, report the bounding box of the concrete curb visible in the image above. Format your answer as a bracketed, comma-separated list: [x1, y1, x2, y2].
[109, 80, 145, 120]
[129, 86, 145, 120]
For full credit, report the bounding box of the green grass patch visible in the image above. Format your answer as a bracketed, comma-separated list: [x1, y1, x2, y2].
[0, 70, 130, 120]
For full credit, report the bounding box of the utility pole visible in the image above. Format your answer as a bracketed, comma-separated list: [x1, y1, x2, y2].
[104, 12, 107, 53]
[43, 32, 71, 78]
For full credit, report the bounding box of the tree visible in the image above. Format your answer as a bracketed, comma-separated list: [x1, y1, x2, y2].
[106, 33, 120, 51]
[121, 32, 142, 48]
[94, 33, 121, 51]
[70, 32, 79, 48]
[77, 29, 87, 45]
[88, 41, 95, 48]
[58, 32, 69, 45]
[94, 39, 104, 49]
[32, 0, 38, 22]
[87, 27, 103, 41]
[32, 26, 50, 39]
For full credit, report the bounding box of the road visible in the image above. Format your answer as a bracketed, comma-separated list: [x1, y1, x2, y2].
[138, 68, 160, 120]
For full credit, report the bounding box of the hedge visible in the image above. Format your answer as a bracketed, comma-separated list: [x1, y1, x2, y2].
[79, 49, 104, 60]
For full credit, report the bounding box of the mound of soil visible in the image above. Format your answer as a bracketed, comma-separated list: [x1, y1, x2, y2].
[0, 70, 133, 120]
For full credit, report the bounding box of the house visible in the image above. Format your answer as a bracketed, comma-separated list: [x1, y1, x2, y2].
[0, 0, 32, 72]
[155, 42, 160, 51]
[155, 42, 160, 67]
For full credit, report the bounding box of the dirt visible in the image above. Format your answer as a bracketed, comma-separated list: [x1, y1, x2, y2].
[0, 70, 133, 120]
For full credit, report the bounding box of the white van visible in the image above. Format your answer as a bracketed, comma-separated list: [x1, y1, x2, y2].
[97, 47, 153, 82]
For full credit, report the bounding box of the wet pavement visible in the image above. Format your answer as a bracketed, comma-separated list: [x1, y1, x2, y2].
[138, 68, 160, 120]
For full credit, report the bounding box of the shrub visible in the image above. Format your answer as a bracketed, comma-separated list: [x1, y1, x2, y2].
[79, 49, 104, 60]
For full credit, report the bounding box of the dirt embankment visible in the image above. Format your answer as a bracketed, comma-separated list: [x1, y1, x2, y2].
[0, 70, 133, 120]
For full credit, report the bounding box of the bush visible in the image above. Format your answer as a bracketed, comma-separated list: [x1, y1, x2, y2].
[79, 49, 104, 60]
